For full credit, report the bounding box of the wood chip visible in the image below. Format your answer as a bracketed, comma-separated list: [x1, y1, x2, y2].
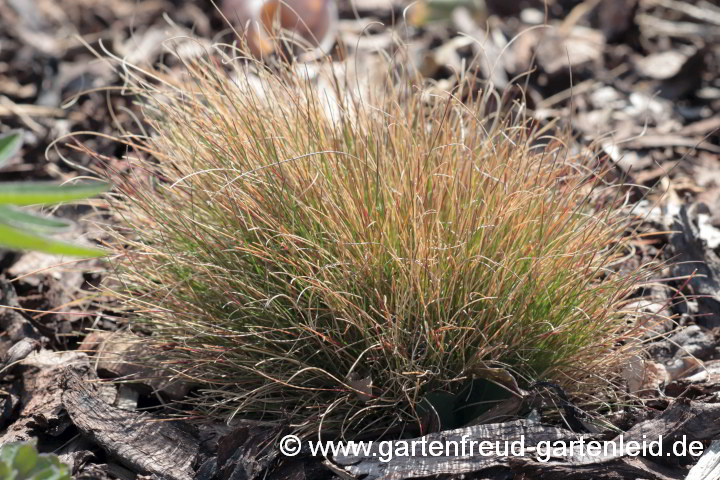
[686, 439, 720, 480]
[62, 370, 199, 480]
[622, 134, 720, 153]
[670, 204, 720, 328]
[0, 350, 90, 445]
[332, 398, 720, 480]
[331, 419, 581, 480]
[0, 103, 65, 118]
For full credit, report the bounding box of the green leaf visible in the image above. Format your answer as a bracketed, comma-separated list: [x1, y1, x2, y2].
[25, 455, 70, 480]
[0, 222, 106, 257]
[12, 444, 37, 476]
[28, 466, 69, 480]
[0, 463, 14, 480]
[0, 181, 110, 206]
[0, 206, 71, 233]
[0, 131, 23, 169]
[0, 442, 70, 480]
[0, 443, 20, 466]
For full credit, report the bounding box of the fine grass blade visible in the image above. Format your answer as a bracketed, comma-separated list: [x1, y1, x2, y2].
[0, 181, 109, 206]
[0, 205, 72, 233]
[0, 131, 23, 169]
[0, 222, 106, 257]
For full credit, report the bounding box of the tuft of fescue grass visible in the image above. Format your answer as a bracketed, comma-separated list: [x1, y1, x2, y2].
[102, 47, 656, 439]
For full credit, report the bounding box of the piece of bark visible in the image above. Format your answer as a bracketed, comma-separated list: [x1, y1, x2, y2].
[621, 398, 720, 448]
[591, 0, 638, 42]
[635, 51, 691, 81]
[55, 433, 98, 475]
[556, 399, 720, 464]
[58, 449, 95, 476]
[331, 398, 720, 480]
[114, 384, 140, 411]
[685, 439, 720, 480]
[678, 116, 720, 137]
[491, 400, 720, 479]
[75, 462, 136, 480]
[637, 14, 720, 41]
[0, 389, 20, 431]
[0, 278, 42, 343]
[8, 252, 96, 342]
[622, 135, 720, 154]
[650, 0, 720, 25]
[669, 204, 720, 328]
[0, 350, 91, 444]
[534, 27, 605, 77]
[2, 338, 40, 366]
[509, 455, 684, 480]
[267, 457, 340, 480]
[62, 370, 199, 480]
[331, 419, 582, 480]
[211, 423, 282, 480]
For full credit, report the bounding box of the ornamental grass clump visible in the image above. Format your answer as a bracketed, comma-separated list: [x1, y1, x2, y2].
[105, 49, 654, 438]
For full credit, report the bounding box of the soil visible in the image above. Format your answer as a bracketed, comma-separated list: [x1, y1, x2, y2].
[1, 0, 720, 479]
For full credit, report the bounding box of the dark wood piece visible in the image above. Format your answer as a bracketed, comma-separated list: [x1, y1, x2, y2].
[670, 204, 720, 328]
[62, 370, 199, 480]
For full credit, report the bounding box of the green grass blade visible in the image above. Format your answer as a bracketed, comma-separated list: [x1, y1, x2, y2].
[0, 205, 71, 232]
[0, 222, 106, 257]
[0, 131, 23, 169]
[0, 181, 110, 205]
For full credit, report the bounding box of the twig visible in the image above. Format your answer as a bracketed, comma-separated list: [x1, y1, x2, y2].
[649, 0, 720, 26]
